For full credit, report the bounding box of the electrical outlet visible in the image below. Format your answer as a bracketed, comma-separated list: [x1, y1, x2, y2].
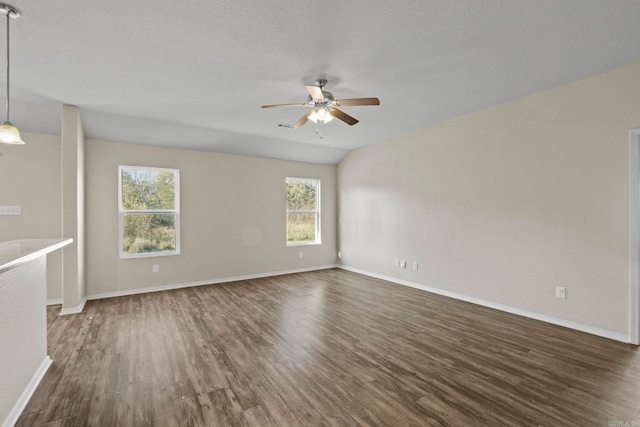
[152, 264, 159, 273]
[555, 286, 566, 299]
[299, 251, 303, 258]
[400, 260, 407, 268]
[413, 262, 419, 271]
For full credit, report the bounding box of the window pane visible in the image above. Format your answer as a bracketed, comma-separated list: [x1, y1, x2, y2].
[122, 213, 176, 255]
[121, 169, 176, 210]
[286, 180, 316, 210]
[287, 212, 317, 243]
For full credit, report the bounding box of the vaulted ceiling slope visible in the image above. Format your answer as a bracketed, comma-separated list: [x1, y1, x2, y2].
[7, 1, 640, 164]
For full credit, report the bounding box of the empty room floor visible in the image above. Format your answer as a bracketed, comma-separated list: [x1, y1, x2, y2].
[16, 269, 640, 426]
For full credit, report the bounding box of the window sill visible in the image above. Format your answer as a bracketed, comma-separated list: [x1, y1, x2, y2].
[286, 242, 321, 247]
[120, 250, 180, 260]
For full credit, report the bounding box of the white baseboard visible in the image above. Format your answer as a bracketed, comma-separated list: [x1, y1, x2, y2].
[339, 265, 630, 344]
[2, 356, 52, 427]
[87, 264, 338, 301]
[46, 298, 62, 306]
[59, 297, 87, 316]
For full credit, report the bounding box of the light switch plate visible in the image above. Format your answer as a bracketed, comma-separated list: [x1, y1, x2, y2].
[0, 205, 21, 215]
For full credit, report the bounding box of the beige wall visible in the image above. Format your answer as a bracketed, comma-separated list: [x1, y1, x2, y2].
[86, 140, 337, 296]
[338, 62, 640, 335]
[3, 62, 638, 338]
[0, 133, 63, 301]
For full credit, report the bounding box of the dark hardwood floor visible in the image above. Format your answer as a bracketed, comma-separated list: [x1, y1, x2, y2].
[17, 269, 640, 426]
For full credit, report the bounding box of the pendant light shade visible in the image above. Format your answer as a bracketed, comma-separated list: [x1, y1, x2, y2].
[0, 3, 23, 145]
[0, 122, 23, 144]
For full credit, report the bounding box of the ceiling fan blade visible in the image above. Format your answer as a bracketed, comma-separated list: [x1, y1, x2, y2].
[305, 84, 324, 101]
[329, 108, 359, 126]
[293, 110, 313, 128]
[261, 103, 307, 109]
[334, 97, 380, 107]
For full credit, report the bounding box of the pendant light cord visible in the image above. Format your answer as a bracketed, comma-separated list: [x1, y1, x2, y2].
[0, 4, 24, 144]
[5, 11, 9, 124]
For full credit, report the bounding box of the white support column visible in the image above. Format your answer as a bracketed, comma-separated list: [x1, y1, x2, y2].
[61, 105, 86, 314]
[628, 128, 640, 345]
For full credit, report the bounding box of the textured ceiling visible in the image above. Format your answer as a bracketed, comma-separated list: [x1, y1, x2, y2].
[6, 0, 640, 164]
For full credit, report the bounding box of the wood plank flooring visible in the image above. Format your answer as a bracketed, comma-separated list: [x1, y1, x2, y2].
[16, 269, 640, 426]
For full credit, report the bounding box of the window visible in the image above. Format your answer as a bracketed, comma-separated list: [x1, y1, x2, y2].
[119, 166, 180, 258]
[286, 177, 320, 245]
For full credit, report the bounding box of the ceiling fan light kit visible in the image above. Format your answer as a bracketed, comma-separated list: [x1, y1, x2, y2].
[262, 79, 380, 130]
[308, 107, 333, 124]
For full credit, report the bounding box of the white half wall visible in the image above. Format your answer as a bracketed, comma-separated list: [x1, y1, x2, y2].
[338, 62, 640, 337]
[0, 257, 50, 427]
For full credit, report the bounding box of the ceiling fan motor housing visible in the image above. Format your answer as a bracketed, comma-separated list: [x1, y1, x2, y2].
[322, 91, 334, 101]
[308, 91, 334, 104]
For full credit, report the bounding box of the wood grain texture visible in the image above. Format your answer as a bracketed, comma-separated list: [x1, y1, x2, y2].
[17, 269, 640, 426]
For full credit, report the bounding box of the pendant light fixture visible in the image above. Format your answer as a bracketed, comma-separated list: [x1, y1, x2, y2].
[0, 3, 23, 145]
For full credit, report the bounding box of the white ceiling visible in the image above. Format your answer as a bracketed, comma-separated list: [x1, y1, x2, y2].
[6, 0, 640, 164]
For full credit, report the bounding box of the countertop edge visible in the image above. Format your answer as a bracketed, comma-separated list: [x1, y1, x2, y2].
[0, 239, 74, 274]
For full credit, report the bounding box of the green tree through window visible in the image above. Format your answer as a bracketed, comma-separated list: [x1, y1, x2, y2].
[119, 166, 180, 257]
[286, 177, 320, 245]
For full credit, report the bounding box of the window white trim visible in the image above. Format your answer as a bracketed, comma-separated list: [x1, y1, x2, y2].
[286, 177, 321, 246]
[118, 165, 180, 259]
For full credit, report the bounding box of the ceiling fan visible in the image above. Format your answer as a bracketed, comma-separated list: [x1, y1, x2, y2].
[262, 79, 380, 129]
